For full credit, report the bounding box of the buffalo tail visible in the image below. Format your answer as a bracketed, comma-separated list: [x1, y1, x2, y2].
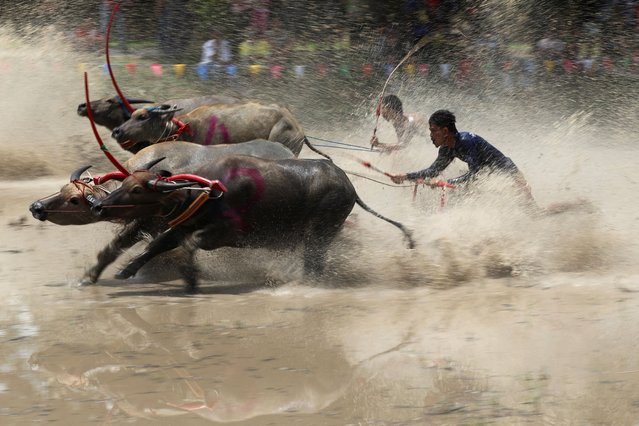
[355, 197, 415, 249]
[304, 137, 333, 161]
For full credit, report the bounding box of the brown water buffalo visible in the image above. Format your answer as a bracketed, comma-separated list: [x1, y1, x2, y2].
[77, 94, 240, 131]
[29, 140, 295, 283]
[110, 102, 313, 157]
[92, 155, 415, 292]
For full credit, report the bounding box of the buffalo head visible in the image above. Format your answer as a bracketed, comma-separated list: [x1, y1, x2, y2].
[111, 105, 182, 150]
[29, 165, 121, 225]
[92, 165, 226, 221]
[77, 96, 154, 131]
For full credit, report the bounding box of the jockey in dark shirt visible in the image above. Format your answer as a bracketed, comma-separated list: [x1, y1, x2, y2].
[404, 131, 519, 185]
[389, 109, 535, 203]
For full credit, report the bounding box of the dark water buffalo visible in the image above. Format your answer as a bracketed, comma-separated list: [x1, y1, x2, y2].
[110, 102, 311, 157]
[29, 140, 294, 283]
[92, 155, 415, 292]
[77, 94, 240, 131]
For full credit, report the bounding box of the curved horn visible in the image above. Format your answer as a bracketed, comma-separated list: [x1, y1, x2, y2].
[70, 165, 92, 182]
[106, 2, 135, 114]
[158, 107, 183, 116]
[136, 157, 167, 171]
[127, 99, 154, 104]
[147, 179, 196, 192]
[147, 105, 182, 115]
[84, 72, 130, 176]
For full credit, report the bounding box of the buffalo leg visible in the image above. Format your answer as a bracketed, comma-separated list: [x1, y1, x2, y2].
[82, 220, 146, 284]
[303, 225, 341, 277]
[177, 238, 200, 293]
[116, 228, 186, 280]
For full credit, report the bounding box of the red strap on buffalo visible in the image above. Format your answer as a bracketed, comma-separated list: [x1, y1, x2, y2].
[173, 119, 194, 137]
[168, 174, 228, 192]
[92, 171, 128, 185]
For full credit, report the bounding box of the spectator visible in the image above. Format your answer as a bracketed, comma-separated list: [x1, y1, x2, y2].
[266, 18, 292, 62]
[74, 18, 102, 51]
[200, 30, 233, 74]
[249, 0, 270, 35]
[535, 31, 565, 61]
[238, 33, 255, 67]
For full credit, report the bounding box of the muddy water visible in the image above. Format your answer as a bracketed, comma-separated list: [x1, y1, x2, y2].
[4, 155, 639, 425]
[3, 26, 639, 425]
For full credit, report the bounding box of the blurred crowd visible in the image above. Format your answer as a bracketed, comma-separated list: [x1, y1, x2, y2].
[66, 0, 639, 83]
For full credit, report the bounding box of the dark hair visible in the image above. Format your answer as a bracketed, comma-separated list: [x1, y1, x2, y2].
[429, 109, 458, 133]
[382, 94, 403, 115]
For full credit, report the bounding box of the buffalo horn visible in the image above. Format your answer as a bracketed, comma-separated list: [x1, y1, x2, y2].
[137, 157, 167, 171]
[127, 99, 154, 104]
[70, 165, 92, 182]
[148, 179, 196, 192]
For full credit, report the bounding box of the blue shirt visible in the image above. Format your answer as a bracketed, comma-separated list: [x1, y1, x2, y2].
[406, 132, 518, 184]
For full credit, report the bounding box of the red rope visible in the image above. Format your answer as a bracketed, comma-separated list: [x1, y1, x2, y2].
[105, 2, 135, 114]
[168, 174, 227, 192]
[84, 72, 130, 175]
[107, 2, 191, 137]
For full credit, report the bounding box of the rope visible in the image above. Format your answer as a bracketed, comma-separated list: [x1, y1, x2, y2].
[84, 72, 129, 175]
[311, 144, 372, 152]
[306, 135, 373, 151]
[344, 170, 414, 187]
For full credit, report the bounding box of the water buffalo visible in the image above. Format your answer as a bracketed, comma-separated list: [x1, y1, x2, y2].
[77, 94, 240, 131]
[29, 140, 295, 283]
[92, 155, 415, 292]
[110, 102, 313, 157]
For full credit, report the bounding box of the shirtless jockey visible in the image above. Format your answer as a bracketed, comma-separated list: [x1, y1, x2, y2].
[370, 95, 429, 153]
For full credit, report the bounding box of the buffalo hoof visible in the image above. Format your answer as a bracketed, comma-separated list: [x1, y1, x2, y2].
[78, 276, 96, 286]
[184, 284, 199, 295]
[115, 267, 136, 280]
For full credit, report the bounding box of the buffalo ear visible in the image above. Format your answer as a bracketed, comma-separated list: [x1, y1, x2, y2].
[157, 170, 172, 178]
[70, 165, 92, 182]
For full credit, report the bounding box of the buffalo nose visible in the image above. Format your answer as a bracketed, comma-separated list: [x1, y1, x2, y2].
[29, 201, 46, 220]
[111, 127, 123, 140]
[77, 103, 87, 116]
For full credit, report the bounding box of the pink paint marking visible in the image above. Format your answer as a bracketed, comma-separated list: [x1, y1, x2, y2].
[221, 167, 265, 232]
[219, 123, 230, 144]
[204, 116, 218, 146]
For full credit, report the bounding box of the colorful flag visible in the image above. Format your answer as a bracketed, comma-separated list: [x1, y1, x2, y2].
[173, 63, 186, 78]
[150, 63, 163, 76]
